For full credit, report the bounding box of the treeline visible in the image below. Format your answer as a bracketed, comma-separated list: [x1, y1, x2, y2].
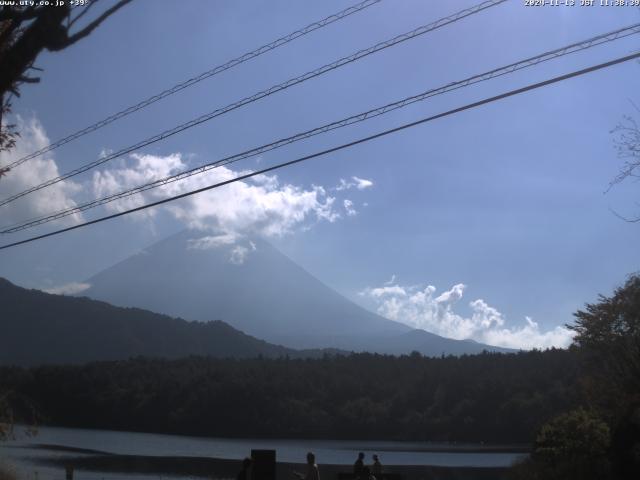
[0, 349, 581, 443]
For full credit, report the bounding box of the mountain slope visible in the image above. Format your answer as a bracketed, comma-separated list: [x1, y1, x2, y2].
[358, 329, 513, 356]
[0, 278, 309, 366]
[84, 231, 410, 347]
[82, 231, 512, 355]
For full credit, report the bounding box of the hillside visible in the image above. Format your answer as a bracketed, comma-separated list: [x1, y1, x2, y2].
[0, 278, 309, 365]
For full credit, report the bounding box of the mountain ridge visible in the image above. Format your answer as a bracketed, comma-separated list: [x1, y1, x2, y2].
[0, 277, 338, 366]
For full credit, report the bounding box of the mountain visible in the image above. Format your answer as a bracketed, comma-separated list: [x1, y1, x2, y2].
[0, 277, 321, 366]
[82, 231, 512, 355]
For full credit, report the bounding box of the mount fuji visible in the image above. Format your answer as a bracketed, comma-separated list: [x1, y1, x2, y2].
[82, 231, 512, 355]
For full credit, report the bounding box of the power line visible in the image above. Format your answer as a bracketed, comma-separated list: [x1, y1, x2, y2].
[3, 22, 639, 234]
[1, 0, 383, 171]
[1, 50, 638, 251]
[0, 0, 506, 208]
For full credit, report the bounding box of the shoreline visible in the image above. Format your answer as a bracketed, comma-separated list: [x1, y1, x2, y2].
[10, 423, 531, 453]
[11, 442, 530, 455]
[34, 452, 514, 480]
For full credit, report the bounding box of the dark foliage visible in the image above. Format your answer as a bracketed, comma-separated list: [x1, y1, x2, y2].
[570, 274, 640, 479]
[0, 349, 580, 443]
[514, 274, 640, 480]
[571, 275, 640, 351]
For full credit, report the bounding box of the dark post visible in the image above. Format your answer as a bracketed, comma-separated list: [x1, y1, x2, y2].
[251, 449, 276, 480]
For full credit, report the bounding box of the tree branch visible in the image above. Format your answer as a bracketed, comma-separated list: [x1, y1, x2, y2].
[54, 0, 133, 50]
[608, 206, 640, 223]
[67, 0, 100, 29]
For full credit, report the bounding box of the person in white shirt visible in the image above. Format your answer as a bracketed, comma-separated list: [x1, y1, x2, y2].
[294, 452, 320, 480]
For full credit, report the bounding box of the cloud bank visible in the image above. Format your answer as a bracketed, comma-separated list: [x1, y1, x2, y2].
[93, 153, 374, 264]
[360, 282, 574, 350]
[93, 153, 357, 237]
[1, 117, 374, 251]
[0, 117, 82, 227]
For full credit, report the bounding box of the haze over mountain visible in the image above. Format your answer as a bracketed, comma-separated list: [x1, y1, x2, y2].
[0, 277, 328, 366]
[82, 231, 512, 355]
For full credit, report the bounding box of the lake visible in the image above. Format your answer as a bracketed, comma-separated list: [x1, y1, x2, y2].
[0, 425, 528, 480]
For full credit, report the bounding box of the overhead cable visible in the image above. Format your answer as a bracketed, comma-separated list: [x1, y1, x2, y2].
[1, 50, 637, 251]
[3, 22, 639, 233]
[1, 0, 383, 170]
[0, 0, 507, 208]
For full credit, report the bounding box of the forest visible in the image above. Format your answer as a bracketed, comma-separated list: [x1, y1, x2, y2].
[0, 348, 579, 443]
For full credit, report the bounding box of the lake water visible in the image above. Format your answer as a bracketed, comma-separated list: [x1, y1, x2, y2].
[0, 425, 527, 479]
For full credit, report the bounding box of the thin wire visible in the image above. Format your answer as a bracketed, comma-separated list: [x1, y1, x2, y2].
[1, 50, 638, 251]
[0, 0, 507, 208]
[4, 22, 639, 234]
[1, 0, 383, 170]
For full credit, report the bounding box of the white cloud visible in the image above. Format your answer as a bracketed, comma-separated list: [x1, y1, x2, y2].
[92, 153, 184, 217]
[335, 176, 374, 191]
[360, 281, 575, 350]
[229, 245, 250, 265]
[187, 233, 238, 250]
[93, 153, 357, 237]
[99, 148, 114, 159]
[344, 199, 357, 216]
[187, 233, 258, 265]
[482, 317, 575, 350]
[0, 117, 82, 227]
[363, 285, 408, 298]
[353, 176, 374, 190]
[384, 274, 397, 285]
[45, 282, 91, 295]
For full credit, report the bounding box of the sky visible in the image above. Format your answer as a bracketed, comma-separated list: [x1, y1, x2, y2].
[0, 0, 638, 349]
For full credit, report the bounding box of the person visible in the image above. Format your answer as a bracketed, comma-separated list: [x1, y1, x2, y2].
[372, 454, 382, 479]
[237, 457, 251, 480]
[354, 452, 365, 479]
[294, 452, 320, 480]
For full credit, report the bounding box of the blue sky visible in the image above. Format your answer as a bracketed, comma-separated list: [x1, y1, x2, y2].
[0, 0, 638, 348]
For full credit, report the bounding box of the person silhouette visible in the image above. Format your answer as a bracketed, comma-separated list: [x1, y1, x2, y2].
[372, 454, 382, 479]
[237, 457, 251, 480]
[354, 452, 365, 479]
[294, 452, 320, 480]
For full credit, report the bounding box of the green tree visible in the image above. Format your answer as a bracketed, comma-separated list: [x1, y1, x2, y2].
[534, 408, 610, 471]
[569, 275, 640, 406]
[568, 275, 640, 479]
[510, 408, 611, 480]
[571, 275, 640, 349]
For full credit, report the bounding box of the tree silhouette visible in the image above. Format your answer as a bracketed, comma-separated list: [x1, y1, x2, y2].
[609, 103, 640, 222]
